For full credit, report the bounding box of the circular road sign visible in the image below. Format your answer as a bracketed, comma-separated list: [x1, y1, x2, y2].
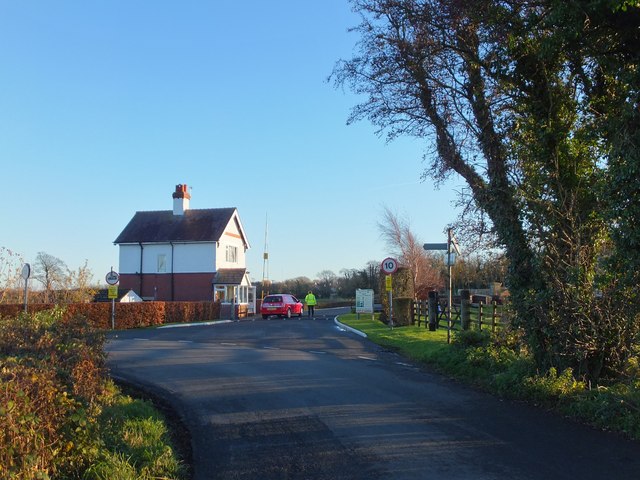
[381, 257, 399, 274]
[21, 263, 31, 280]
[105, 270, 120, 285]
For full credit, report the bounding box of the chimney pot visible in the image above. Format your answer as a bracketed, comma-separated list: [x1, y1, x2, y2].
[172, 183, 190, 215]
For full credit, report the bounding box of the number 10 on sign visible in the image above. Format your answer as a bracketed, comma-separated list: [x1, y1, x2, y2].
[381, 257, 398, 274]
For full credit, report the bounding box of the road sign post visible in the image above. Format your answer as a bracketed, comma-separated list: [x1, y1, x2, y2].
[21, 263, 31, 313]
[424, 230, 461, 344]
[105, 268, 119, 329]
[381, 258, 398, 329]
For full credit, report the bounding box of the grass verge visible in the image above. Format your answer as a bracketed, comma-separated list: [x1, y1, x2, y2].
[338, 313, 640, 440]
[85, 386, 188, 480]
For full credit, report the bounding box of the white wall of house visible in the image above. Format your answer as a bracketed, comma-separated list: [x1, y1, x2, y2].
[118, 242, 219, 274]
[216, 217, 247, 269]
[119, 244, 143, 274]
[173, 243, 216, 273]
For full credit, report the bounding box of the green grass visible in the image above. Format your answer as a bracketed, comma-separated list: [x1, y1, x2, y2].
[86, 392, 187, 480]
[341, 313, 450, 361]
[339, 313, 640, 440]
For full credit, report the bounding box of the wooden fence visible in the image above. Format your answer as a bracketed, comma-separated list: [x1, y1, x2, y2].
[412, 297, 507, 334]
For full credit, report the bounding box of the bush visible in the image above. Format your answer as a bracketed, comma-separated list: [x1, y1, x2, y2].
[0, 309, 108, 479]
[452, 329, 491, 348]
[1, 301, 222, 331]
[0, 308, 186, 479]
[393, 297, 414, 326]
[523, 367, 586, 404]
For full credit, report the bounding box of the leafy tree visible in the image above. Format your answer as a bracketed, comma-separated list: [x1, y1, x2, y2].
[332, 0, 640, 380]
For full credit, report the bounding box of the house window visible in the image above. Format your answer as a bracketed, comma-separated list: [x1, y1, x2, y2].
[157, 254, 166, 273]
[214, 286, 226, 302]
[238, 285, 248, 304]
[226, 245, 238, 263]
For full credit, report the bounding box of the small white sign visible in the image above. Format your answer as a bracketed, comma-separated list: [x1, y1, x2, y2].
[355, 289, 374, 314]
[445, 253, 457, 266]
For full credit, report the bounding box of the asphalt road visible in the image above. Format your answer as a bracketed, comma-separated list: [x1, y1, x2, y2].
[105, 308, 640, 480]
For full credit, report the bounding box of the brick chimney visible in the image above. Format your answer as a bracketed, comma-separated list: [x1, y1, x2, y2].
[172, 184, 191, 215]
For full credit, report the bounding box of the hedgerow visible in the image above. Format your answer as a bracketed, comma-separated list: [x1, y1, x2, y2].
[0, 308, 107, 478]
[0, 308, 185, 479]
[0, 301, 221, 330]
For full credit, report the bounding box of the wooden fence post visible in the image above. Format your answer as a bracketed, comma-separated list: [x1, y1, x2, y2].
[491, 301, 497, 332]
[428, 291, 438, 331]
[478, 302, 483, 331]
[460, 289, 470, 330]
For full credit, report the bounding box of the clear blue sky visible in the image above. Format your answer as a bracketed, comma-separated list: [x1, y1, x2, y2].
[1, 1, 461, 284]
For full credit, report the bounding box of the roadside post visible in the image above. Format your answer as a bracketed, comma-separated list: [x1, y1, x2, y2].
[427, 291, 438, 331]
[424, 229, 461, 344]
[105, 268, 120, 330]
[21, 263, 31, 313]
[381, 257, 398, 329]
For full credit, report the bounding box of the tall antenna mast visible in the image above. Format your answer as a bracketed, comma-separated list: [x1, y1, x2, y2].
[261, 213, 270, 300]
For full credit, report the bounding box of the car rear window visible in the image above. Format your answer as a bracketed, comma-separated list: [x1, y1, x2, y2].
[264, 296, 282, 303]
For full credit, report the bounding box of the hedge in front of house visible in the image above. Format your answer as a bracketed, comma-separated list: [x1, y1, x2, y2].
[0, 301, 222, 330]
[165, 301, 220, 325]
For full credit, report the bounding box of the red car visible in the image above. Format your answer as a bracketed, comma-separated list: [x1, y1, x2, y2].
[261, 294, 304, 319]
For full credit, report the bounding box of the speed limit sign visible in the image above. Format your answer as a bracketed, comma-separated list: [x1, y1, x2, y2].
[381, 257, 398, 274]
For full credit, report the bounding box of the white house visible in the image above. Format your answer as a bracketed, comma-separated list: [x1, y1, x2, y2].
[113, 184, 256, 312]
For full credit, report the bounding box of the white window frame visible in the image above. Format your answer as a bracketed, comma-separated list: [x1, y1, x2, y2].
[157, 254, 167, 273]
[226, 245, 238, 263]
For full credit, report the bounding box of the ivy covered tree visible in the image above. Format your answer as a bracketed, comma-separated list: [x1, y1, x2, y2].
[332, 0, 640, 381]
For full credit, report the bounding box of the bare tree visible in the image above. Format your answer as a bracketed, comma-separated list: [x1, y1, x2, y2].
[315, 270, 337, 298]
[0, 247, 24, 304]
[33, 252, 67, 303]
[378, 207, 442, 298]
[59, 260, 97, 303]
